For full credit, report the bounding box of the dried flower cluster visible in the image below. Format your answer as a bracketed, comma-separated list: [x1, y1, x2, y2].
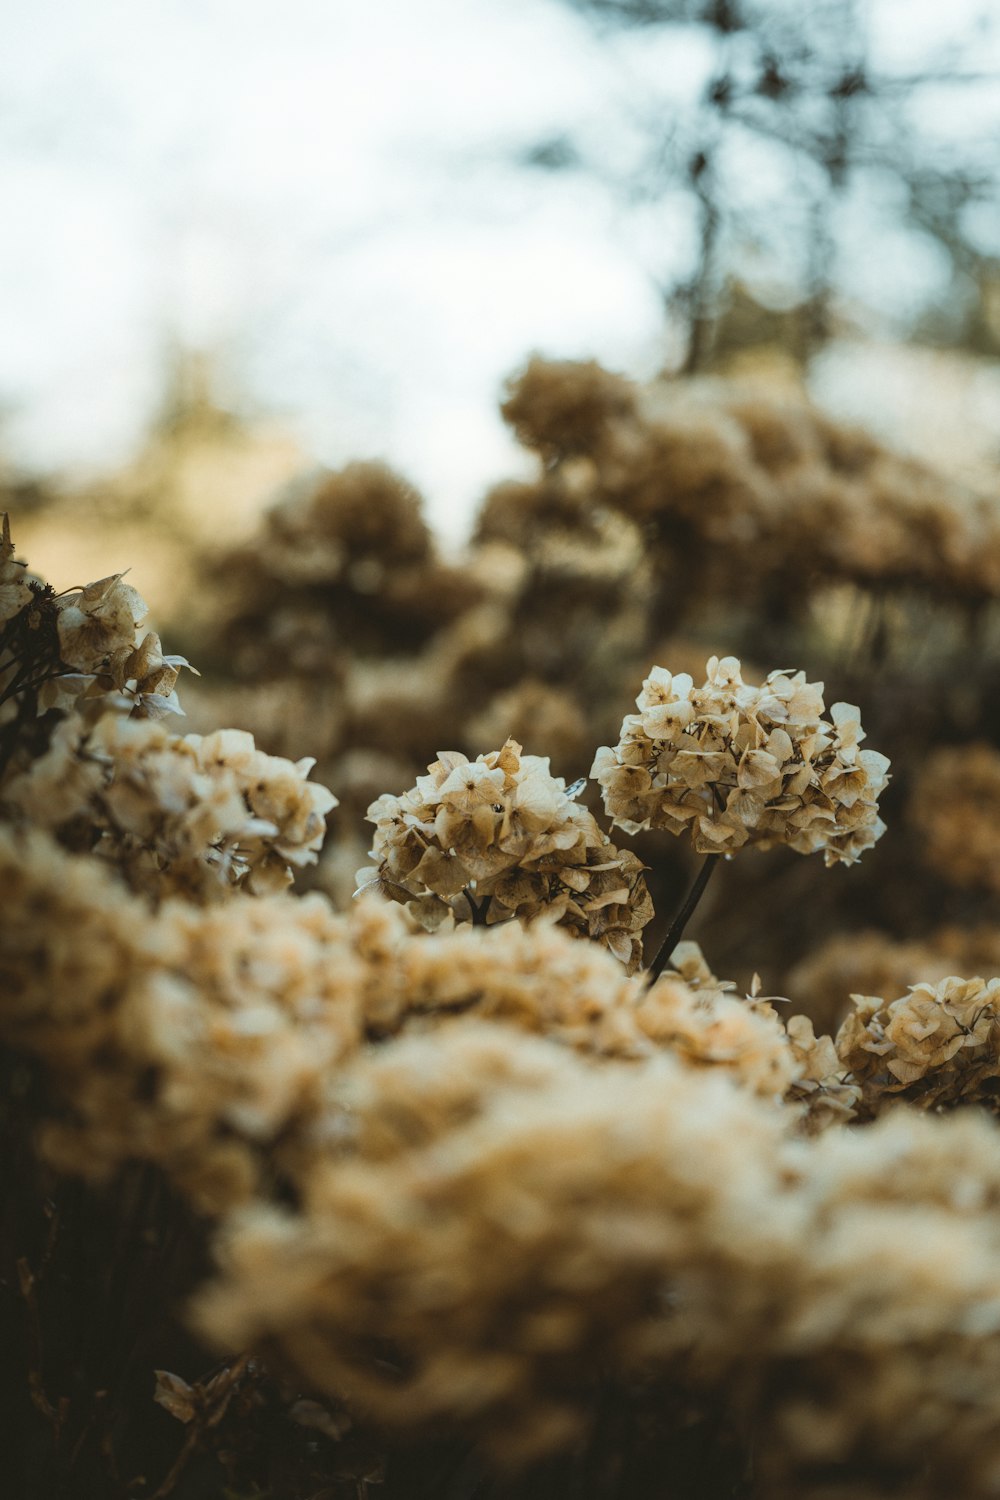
[789, 925, 1000, 1035]
[6, 341, 1000, 1500]
[358, 739, 653, 969]
[0, 825, 360, 1208]
[197, 1025, 1000, 1494]
[593, 655, 889, 864]
[837, 974, 1000, 1116]
[500, 356, 1000, 601]
[209, 461, 481, 677]
[0, 813, 840, 1226]
[4, 714, 335, 900]
[0, 514, 337, 908]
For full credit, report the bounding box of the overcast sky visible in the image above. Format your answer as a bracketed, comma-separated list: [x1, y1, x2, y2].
[1, 0, 998, 535]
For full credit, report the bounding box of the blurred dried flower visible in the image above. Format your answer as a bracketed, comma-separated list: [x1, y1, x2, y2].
[0, 512, 32, 622]
[911, 742, 1000, 894]
[499, 356, 637, 464]
[196, 1023, 1000, 1493]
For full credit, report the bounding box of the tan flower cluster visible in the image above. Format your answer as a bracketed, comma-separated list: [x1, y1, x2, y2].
[787, 927, 995, 1037]
[196, 1024, 1000, 1495]
[498, 356, 638, 465]
[664, 942, 859, 1128]
[836, 973, 1000, 1115]
[266, 461, 433, 579]
[357, 739, 653, 969]
[910, 742, 1000, 894]
[0, 824, 361, 1208]
[0, 515, 206, 800]
[499, 357, 1000, 601]
[0, 823, 825, 1219]
[56, 572, 151, 675]
[326, 903, 808, 1106]
[0, 510, 32, 622]
[593, 655, 889, 865]
[4, 713, 336, 901]
[206, 462, 482, 678]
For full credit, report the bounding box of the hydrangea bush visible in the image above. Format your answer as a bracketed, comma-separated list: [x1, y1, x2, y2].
[4, 361, 1000, 1500]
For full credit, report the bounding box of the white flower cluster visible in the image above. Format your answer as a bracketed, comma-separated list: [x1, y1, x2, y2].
[0, 512, 32, 622]
[357, 738, 652, 969]
[5, 717, 337, 900]
[592, 655, 889, 865]
[837, 974, 1000, 1114]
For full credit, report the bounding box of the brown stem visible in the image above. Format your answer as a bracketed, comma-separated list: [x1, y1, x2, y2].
[646, 856, 718, 985]
[17, 1257, 60, 1436]
[465, 891, 493, 927]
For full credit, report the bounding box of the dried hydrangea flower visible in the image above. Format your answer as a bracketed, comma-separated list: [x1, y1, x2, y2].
[592, 655, 889, 865]
[106, 628, 198, 719]
[196, 1025, 1000, 1490]
[0, 512, 32, 623]
[357, 738, 652, 970]
[4, 714, 337, 901]
[836, 974, 1000, 1115]
[0, 825, 825, 1222]
[788, 928, 959, 1038]
[56, 572, 150, 674]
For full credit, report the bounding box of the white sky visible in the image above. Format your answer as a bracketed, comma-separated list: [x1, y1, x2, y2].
[0, 0, 997, 536]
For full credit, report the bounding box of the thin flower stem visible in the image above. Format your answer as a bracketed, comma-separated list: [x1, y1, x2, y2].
[466, 891, 493, 927]
[0, 666, 72, 708]
[646, 855, 718, 985]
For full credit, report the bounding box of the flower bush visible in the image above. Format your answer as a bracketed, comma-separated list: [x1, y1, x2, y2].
[4, 357, 1000, 1500]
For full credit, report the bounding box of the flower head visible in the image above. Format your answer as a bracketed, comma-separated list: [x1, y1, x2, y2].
[592, 656, 889, 865]
[357, 739, 652, 970]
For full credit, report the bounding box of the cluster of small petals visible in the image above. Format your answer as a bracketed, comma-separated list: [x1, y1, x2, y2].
[784, 1013, 861, 1129]
[0, 827, 810, 1217]
[836, 974, 1000, 1115]
[328, 908, 808, 1104]
[56, 572, 150, 674]
[357, 739, 653, 970]
[788, 928, 974, 1038]
[204, 462, 481, 681]
[498, 356, 637, 463]
[0, 512, 32, 622]
[638, 969, 800, 1101]
[0, 824, 362, 1209]
[105, 628, 198, 719]
[648, 943, 855, 1123]
[592, 656, 889, 865]
[498, 360, 1000, 601]
[4, 713, 337, 900]
[197, 1028, 1000, 1492]
[0, 522, 208, 799]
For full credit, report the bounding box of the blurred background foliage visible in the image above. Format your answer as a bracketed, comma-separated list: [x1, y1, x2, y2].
[541, 0, 1000, 367]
